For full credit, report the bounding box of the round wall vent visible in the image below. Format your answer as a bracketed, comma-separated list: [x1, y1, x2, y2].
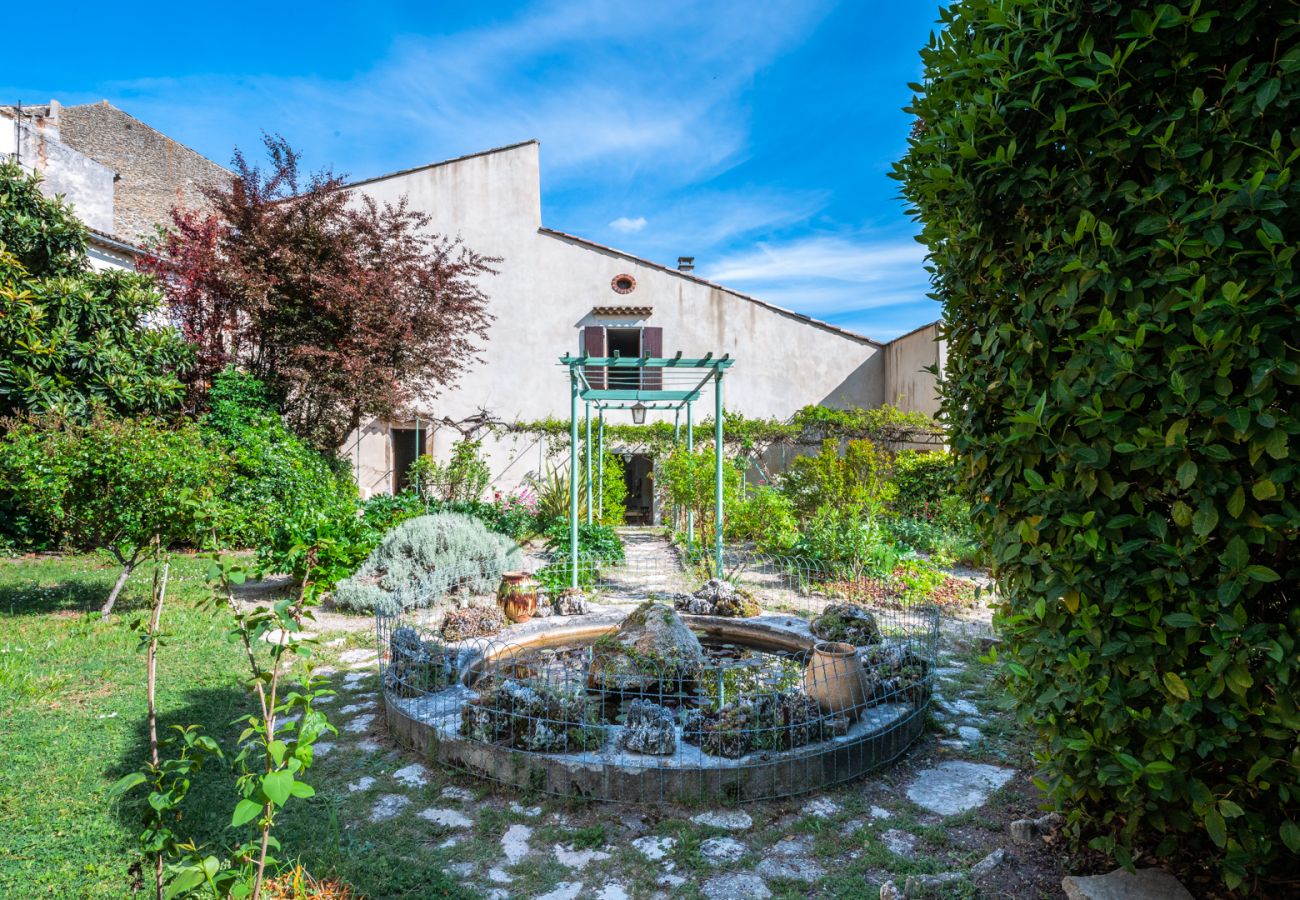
[611, 273, 637, 294]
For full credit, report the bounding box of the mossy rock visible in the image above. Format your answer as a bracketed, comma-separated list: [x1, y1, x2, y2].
[588, 600, 706, 693]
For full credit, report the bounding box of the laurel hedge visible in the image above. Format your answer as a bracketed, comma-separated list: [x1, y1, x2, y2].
[896, 1, 1298, 889]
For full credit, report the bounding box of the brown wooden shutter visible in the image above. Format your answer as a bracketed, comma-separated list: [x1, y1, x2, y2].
[583, 326, 606, 390]
[641, 327, 663, 390]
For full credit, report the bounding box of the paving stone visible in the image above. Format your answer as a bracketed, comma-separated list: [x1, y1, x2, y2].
[802, 796, 842, 818]
[939, 698, 981, 716]
[342, 714, 376, 734]
[880, 829, 918, 859]
[771, 834, 815, 856]
[691, 810, 753, 830]
[905, 761, 1014, 816]
[935, 665, 965, 677]
[701, 873, 771, 900]
[839, 818, 865, 836]
[956, 725, 982, 744]
[502, 823, 533, 864]
[392, 763, 429, 787]
[879, 880, 903, 900]
[343, 671, 372, 687]
[631, 835, 676, 861]
[369, 794, 410, 822]
[324, 637, 347, 647]
[487, 867, 511, 884]
[755, 855, 823, 883]
[338, 649, 377, 665]
[534, 882, 584, 900]
[1061, 867, 1194, 900]
[338, 702, 372, 715]
[446, 863, 474, 878]
[484, 891, 508, 900]
[595, 884, 630, 900]
[972, 848, 1014, 879]
[417, 807, 473, 828]
[700, 836, 747, 864]
[356, 738, 382, 753]
[314, 695, 335, 704]
[554, 845, 610, 869]
[346, 776, 376, 793]
[869, 805, 893, 820]
[441, 785, 474, 802]
[314, 741, 336, 757]
[261, 629, 318, 644]
[904, 871, 963, 895]
[657, 873, 687, 889]
[509, 801, 543, 816]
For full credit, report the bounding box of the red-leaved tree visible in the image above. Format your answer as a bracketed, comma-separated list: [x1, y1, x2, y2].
[142, 135, 495, 450]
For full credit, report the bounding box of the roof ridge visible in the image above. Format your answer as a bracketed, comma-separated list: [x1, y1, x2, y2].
[538, 227, 885, 347]
[341, 139, 540, 190]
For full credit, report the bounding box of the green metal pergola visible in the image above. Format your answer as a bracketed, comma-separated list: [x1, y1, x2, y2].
[560, 351, 735, 587]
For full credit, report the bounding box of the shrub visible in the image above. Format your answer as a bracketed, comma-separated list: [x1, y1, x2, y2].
[896, 0, 1299, 886]
[411, 439, 491, 503]
[658, 445, 742, 548]
[890, 451, 958, 519]
[790, 506, 904, 578]
[333, 512, 522, 614]
[726, 484, 799, 554]
[202, 367, 358, 547]
[781, 438, 897, 520]
[257, 505, 378, 602]
[543, 520, 625, 563]
[0, 415, 226, 614]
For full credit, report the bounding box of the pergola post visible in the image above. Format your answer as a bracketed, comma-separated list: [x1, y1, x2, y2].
[585, 401, 593, 525]
[569, 369, 580, 589]
[686, 402, 695, 555]
[597, 410, 605, 521]
[714, 371, 725, 576]
[673, 409, 681, 534]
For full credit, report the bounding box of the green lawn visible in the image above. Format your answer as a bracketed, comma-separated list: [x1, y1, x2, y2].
[0, 552, 467, 898]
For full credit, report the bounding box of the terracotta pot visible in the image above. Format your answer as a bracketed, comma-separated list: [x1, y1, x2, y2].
[498, 571, 539, 623]
[803, 641, 870, 719]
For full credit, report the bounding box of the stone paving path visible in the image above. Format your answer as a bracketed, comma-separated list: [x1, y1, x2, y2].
[298, 603, 1082, 899]
[598, 527, 693, 600]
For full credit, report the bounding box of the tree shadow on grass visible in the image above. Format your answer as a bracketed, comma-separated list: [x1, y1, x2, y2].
[107, 686, 472, 898]
[0, 555, 160, 618]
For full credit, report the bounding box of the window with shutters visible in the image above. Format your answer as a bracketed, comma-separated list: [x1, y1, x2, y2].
[581, 325, 663, 391]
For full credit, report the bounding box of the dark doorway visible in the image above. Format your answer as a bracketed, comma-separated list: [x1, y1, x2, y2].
[623, 453, 655, 524]
[391, 428, 428, 493]
[606, 328, 642, 388]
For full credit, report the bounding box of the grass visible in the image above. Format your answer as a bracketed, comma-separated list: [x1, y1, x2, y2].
[0, 552, 470, 899]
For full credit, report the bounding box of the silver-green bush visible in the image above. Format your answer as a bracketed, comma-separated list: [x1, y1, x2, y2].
[333, 512, 522, 614]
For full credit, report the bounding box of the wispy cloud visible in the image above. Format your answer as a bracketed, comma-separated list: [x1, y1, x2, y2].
[609, 216, 647, 234]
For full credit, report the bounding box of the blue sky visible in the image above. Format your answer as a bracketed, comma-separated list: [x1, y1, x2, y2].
[5, 1, 942, 340]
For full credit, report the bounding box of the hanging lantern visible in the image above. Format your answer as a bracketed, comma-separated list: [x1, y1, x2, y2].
[631, 402, 647, 424]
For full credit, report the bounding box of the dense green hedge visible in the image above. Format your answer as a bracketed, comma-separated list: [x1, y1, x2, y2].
[897, 0, 1298, 889]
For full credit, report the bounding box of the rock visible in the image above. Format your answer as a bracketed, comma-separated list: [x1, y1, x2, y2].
[338, 702, 371, 715]
[535, 882, 585, 900]
[441, 785, 474, 802]
[700, 836, 747, 864]
[1010, 811, 1064, 844]
[487, 867, 511, 884]
[802, 796, 842, 818]
[346, 776, 376, 793]
[339, 648, 377, 665]
[956, 725, 982, 744]
[356, 738, 382, 753]
[939, 698, 980, 716]
[369, 794, 411, 822]
[879, 880, 903, 900]
[1061, 868, 1194, 900]
[674, 594, 714, 615]
[595, 884, 629, 900]
[771, 834, 815, 856]
[314, 741, 336, 756]
[904, 872, 963, 896]
[880, 829, 918, 859]
[417, 807, 473, 828]
[392, 763, 429, 787]
[555, 845, 610, 869]
[509, 801, 542, 817]
[701, 873, 772, 900]
[446, 862, 474, 877]
[589, 601, 705, 691]
[621, 699, 677, 755]
[343, 671, 372, 687]
[690, 810, 753, 831]
[632, 835, 677, 861]
[972, 848, 1014, 879]
[501, 823, 533, 864]
[869, 805, 893, 820]
[755, 855, 823, 883]
[553, 589, 590, 616]
[531, 598, 554, 618]
[811, 603, 883, 646]
[905, 761, 1014, 816]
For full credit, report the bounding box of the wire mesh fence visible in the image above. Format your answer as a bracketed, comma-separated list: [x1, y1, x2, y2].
[375, 546, 940, 803]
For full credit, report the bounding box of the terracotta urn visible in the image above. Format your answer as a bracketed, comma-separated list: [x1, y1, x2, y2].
[497, 571, 539, 623]
[803, 641, 871, 719]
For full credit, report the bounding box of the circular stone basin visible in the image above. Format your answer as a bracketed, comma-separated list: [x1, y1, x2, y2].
[381, 611, 933, 803]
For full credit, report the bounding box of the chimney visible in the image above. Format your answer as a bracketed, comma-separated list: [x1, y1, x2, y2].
[677, 256, 695, 273]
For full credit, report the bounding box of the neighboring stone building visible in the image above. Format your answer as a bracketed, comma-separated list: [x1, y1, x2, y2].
[342, 141, 945, 511]
[0, 99, 229, 268]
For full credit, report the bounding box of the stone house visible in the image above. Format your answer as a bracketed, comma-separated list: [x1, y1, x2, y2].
[0, 99, 229, 269]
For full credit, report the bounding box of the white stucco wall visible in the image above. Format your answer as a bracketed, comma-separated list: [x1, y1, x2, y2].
[2, 113, 116, 234]
[340, 141, 925, 497]
[883, 322, 945, 418]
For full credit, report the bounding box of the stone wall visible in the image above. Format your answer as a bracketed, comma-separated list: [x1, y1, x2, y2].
[58, 101, 230, 242]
